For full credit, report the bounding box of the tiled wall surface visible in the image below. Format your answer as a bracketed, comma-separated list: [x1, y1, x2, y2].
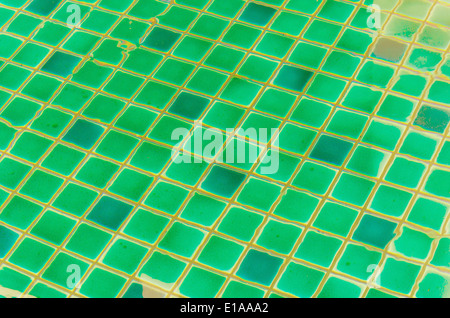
[0, 0, 449, 298]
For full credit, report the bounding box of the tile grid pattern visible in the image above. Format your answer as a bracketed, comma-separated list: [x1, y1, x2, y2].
[0, 0, 448, 298]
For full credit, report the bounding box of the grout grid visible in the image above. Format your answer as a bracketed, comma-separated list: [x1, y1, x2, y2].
[0, 0, 449, 298]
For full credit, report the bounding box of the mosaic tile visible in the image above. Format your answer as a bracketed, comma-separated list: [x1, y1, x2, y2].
[0, 0, 449, 299]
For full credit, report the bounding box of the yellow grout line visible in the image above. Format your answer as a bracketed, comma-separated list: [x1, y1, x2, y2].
[0, 0, 448, 299]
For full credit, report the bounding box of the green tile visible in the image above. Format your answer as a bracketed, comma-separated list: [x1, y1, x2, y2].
[130, 141, 172, 174]
[148, 115, 192, 146]
[370, 185, 413, 218]
[431, 238, 450, 268]
[180, 193, 226, 227]
[222, 23, 262, 49]
[277, 262, 325, 297]
[0, 225, 19, 258]
[379, 258, 421, 294]
[30, 107, 73, 137]
[158, 222, 205, 258]
[0, 64, 32, 91]
[336, 28, 373, 54]
[12, 43, 50, 68]
[362, 120, 402, 151]
[7, 13, 42, 37]
[28, 283, 67, 298]
[93, 35, 125, 63]
[257, 219, 302, 255]
[123, 49, 163, 76]
[42, 51, 81, 77]
[10, 132, 52, 163]
[103, 71, 145, 99]
[21, 74, 62, 102]
[347, 145, 385, 177]
[169, 91, 210, 120]
[2, 96, 41, 128]
[274, 65, 313, 92]
[317, 0, 355, 23]
[357, 61, 395, 88]
[52, 83, 93, 112]
[271, 11, 309, 36]
[303, 19, 342, 45]
[394, 226, 433, 260]
[220, 77, 262, 106]
[145, 181, 189, 215]
[337, 243, 382, 280]
[222, 280, 265, 298]
[293, 161, 336, 195]
[86, 196, 133, 231]
[190, 14, 229, 40]
[313, 202, 358, 237]
[72, 61, 113, 88]
[295, 231, 342, 267]
[114, 105, 157, 135]
[237, 178, 282, 211]
[42, 252, 89, 288]
[123, 209, 169, 244]
[255, 32, 294, 59]
[179, 266, 225, 297]
[342, 85, 382, 114]
[239, 2, 276, 26]
[154, 58, 195, 86]
[290, 97, 332, 128]
[377, 94, 414, 122]
[19, 169, 64, 203]
[81, 9, 119, 33]
[306, 74, 347, 102]
[95, 130, 139, 162]
[273, 189, 319, 223]
[0, 34, 23, 59]
[416, 273, 449, 298]
[322, 51, 360, 78]
[310, 135, 352, 166]
[30, 211, 76, 245]
[0, 157, 31, 190]
[0, 195, 43, 230]
[109, 168, 153, 202]
[318, 277, 361, 298]
[353, 214, 397, 249]
[143, 26, 181, 52]
[110, 18, 149, 45]
[66, 223, 112, 259]
[102, 239, 148, 274]
[62, 31, 101, 55]
[33, 21, 71, 46]
[0, 267, 32, 293]
[202, 165, 246, 198]
[76, 156, 119, 188]
[407, 197, 447, 231]
[140, 251, 186, 284]
[236, 249, 283, 286]
[80, 268, 126, 298]
[173, 36, 213, 62]
[204, 45, 245, 72]
[207, 0, 244, 18]
[158, 5, 198, 30]
[414, 105, 450, 134]
[9, 237, 55, 273]
[385, 157, 426, 189]
[218, 207, 264, 242]
[52, 183, 98, 217]
[198, 235, 244, 271]
[278, 123, 316, 154]
[326, 110, 368, 139]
